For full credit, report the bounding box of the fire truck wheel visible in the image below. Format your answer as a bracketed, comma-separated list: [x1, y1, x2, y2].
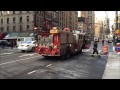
[79, 48, 82, 54]
[21, 50, 25, 53]
[65, 48, 71, 59]
[44, 56, 49, 59]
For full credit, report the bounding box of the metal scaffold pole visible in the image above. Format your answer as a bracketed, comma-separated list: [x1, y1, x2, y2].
[116, 11, 118, 31]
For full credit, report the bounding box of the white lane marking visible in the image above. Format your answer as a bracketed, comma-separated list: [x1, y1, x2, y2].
[28, 70, 37, 75]
[0, 52, 14, 55]
[98, 50, 102, 52]
[46, 64, 52, 67]
[19, 54, 35, 57]
[1, 53, 23, 57]
[0, 56, 40, 66]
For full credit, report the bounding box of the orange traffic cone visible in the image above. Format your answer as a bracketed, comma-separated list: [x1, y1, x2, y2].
[103, 45, 108, 54]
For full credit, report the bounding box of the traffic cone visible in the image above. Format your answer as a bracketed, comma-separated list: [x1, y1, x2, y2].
[103, 45, 108, 54]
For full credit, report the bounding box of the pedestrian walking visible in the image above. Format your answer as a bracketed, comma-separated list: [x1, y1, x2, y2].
[92, 39, 100, 57]
[102, 39, 104, 46]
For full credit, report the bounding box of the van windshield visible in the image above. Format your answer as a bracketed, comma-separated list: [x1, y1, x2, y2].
[22, 41, 32, 44]
[18, 38, 24, 41]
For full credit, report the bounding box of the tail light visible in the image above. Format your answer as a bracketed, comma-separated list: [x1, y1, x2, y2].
[26, 45, 29, 47]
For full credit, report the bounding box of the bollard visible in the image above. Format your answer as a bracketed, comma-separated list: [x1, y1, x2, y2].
[103, 45, 108, 54]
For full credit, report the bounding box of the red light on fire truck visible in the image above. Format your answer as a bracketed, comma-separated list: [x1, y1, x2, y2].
[50, 27, 59, 34]
[34, 27, 39, 31]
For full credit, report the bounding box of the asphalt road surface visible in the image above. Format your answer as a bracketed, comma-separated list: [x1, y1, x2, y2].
[0, 42, 113, 79]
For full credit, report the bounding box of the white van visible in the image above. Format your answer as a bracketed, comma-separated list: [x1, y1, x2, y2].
[17, 37, 35, 47]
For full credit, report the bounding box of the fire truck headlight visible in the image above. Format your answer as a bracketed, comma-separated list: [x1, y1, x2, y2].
[54, 45, 57, 49]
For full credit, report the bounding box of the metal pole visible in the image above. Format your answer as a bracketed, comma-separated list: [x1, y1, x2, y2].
[116, 11, 118, 30]
[34, 11, 37, 27]
[44, 11, 46, 32]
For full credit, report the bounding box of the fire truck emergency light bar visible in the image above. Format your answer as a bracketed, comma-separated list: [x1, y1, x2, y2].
[50, 27, 59, 34]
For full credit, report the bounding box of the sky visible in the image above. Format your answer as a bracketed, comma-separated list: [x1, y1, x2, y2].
[78, 11, 116, 30]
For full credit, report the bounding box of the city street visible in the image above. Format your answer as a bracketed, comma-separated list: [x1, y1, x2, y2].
[0, 42, 113, 79]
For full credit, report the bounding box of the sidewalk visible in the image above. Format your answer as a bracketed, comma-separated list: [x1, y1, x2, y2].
[102, 52, 120, 79]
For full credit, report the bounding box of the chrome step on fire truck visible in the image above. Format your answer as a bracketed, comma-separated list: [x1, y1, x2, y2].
[35, 27, 91, 59]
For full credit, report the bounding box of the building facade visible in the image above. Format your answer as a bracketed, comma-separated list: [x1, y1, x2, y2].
[94, 20, 103, 39]
[0, 11, 78, 33]
[78, 17, 87, 33]
[0, 11, 34, 33]
[58, 11, 78, 30]
[80, 11, 95, 37]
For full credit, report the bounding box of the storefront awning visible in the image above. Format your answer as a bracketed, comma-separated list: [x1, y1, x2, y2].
[3, 37, 18, 39]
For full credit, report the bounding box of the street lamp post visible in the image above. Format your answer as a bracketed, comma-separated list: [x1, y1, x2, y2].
[34, 11, 37, 27]
[116, 11, 118, 31]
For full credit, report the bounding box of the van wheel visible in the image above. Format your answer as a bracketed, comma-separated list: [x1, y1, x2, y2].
[21, 50, 25, 53]
[31, 47, 35, 52]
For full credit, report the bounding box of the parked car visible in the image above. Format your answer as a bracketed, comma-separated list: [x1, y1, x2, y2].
[17, 41, 36, 52]
[0, 40, 11, 47]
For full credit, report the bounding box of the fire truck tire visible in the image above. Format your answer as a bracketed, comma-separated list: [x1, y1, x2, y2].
[21, 50, 25, 53]
[65, 48, 71, 59]
[60, 48, 71, 60]
[79, 48, 82, 54]
[44, 56, 49, 59]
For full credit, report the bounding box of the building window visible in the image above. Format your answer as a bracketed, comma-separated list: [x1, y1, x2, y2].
[1, 11, 4, 15]
[13, 26, 16, 32]
[7, 26, 9, 32]
[13, 17, 15, 23]
[7, 11, 10, 15]
[37, 17, 39, 22]
[27, 25, 29, 30]
[20, 25, 22, 31]
[27, 16, 29, 22]
[20, 17, 22, 22]
[13, 11, 15, 14]
[1, 19, 3, 24]
[0, 27, 3, 32]
[1, 12, 3, 15]
[19, 11, 22, 14]
[7, 18, 9, 24]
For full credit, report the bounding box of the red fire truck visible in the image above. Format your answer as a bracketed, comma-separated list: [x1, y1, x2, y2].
[35, 27, 90, 59]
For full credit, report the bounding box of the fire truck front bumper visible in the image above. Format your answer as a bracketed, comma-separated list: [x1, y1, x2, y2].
[41, 54, 60, 56]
